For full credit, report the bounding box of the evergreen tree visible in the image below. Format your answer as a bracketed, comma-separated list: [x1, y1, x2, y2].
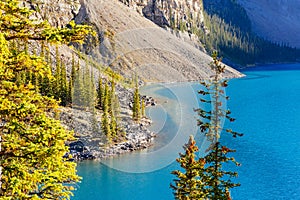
[54, 45, 61, 101]
[113, 94, 124, 137]
[60, 61, 68, 106]
[109, 79, 117, 138]
[97, 76, 104, 109]
[170, 136, 208, 199]
[110, 107, 117, 139]
[102, 82, 109, 113]
[71, 53, 76, 84]
[73, 65, 84, 109]
[171, 52, 242, 200]
[132, 76, 141, 121]
[66, 77, 72, 105]
[0, 0, 91, 198]
[101, 82, 112, 143]
[89, 67, 96, 110]
[66, 53, 76, 105]
[141, 99, 146, 118]
[196, 52, 242, 199]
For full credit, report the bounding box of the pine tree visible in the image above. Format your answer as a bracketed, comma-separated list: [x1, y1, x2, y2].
[132, 76, 141, 121]
[170, 136, 208, 199]
[171, 52, 242, 200]
[97, 76, 104, 109]
[89, 67, 96, 110]
[113, 94, 124, 137]
[0, 0, 92, 198]
[195, 52, 242, 199]
[54, 45, 61, 101]
[60, 61, 68, 106]
[73, 65, 85, 109]
[110, 107, 117, 139]
[66, 53, 76, 105]
[67, 78, 72, 105]
[101, 82, 112, 143]
[71, 53, 76, 84]
[141, 99, 146, 118]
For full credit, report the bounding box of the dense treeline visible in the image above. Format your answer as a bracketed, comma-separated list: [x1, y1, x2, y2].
[203, 0, 251, 32]
[97, 76, 126, 143]
[16, 38, 133, 144]
[0, 0, 92, 198]
[200, 0, 300, 65]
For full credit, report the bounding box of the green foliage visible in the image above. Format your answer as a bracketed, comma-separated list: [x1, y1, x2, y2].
[0, 1, 93, 43]
[101, 82, 112, 143]
[141, 99, 145, 118]
[0, 0, 91, 198]
[170, 136, 208, 200]
[132, 76, 141, 121]
[171, 52, 242, 200]
[72, 63, 96, 111]
[197, 52, 242, 198]
[203, 0, 251, 32]
[97, 76, 104, 109]
[60, 61, 68, 106]
[99, 78, 124, 143]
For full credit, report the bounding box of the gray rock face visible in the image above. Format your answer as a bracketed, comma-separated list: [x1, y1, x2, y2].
[24, 0, 81, 27]
[120, 0, 205, 29]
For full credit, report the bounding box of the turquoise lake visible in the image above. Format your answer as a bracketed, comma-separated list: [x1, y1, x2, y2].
[73, 64, 300, 200]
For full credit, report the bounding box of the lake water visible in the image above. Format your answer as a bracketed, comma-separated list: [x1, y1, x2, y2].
[72, 64, 300, 200]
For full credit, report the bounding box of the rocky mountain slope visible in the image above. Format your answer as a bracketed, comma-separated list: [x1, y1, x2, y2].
[120, 0, 205, 29]
[27, 0, 242, 81]
[237, 0, 300, 48]
[25, 0, 243, 159]
[75, 0, 242, 82]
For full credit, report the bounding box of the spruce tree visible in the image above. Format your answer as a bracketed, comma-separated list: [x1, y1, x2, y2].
[73, 65, 85, 109]
[141, 99, 146, 118]
[171, 52, 242, 200]
[170, 136, 208, 199]
[60, 61, 68, 106]
[67, 77, 72, 105]
[132, 76, 141, 121]
[197, 52, 242, 199]
[67, 53, 77, 105]
[110, 107, 117, 139]
[101, 82, 112, 143]
[71, 53, 76, 84]
[54, 45, 61, 101]
[89, 68, 96, 110]
[97, 76, 104, 109]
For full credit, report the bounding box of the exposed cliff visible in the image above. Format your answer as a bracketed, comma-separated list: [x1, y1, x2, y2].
[119, 0, 206, 32]
[23, 0, 80, 27]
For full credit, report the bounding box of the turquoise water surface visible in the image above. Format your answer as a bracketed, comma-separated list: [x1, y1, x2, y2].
[73, 64, 300, 200]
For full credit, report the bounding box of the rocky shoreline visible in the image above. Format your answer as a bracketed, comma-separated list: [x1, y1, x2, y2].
[60, 94, 157, 161]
